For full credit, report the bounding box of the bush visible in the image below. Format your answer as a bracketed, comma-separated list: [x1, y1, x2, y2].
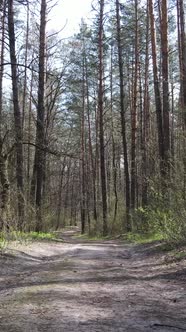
[133, 185, 186, 245]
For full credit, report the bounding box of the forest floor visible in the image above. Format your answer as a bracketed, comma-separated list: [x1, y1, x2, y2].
[0, 229, 186, 332]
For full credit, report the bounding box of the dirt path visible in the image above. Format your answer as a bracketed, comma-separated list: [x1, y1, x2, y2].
[0, 230, 186, 332]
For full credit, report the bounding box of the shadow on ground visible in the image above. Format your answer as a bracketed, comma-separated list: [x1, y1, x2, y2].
[0, 231, 185, 331]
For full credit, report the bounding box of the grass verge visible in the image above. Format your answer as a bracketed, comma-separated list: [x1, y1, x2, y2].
[0, 231, 58, 243]
[125, 232, 164, 244]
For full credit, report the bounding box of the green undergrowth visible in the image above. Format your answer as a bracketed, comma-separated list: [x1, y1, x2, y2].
[74, 231, 164, 244]
[125, 232, 164, 244]
[0, 236, 8, 252]
[0, 231, 58, 243]
[172, 250, 186, 260]
[165, 246, 186, 262]
[126, 232, 186, 259]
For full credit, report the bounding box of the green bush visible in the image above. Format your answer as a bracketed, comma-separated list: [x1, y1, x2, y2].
[133, 185, 186, 245]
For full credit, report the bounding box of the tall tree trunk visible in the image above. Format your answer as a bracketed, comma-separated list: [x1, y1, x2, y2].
[160, 0, 170, 176]
[115, 0, 131, 231]
[131, 0, 138, 210]
[170, 77, 175, 162]
[22, 3, 29, 130]
[33, 0, 46, 231]
[149, 0, 164, 174]
[98, 0, 108, 236]
[177, 0, 186, 198]
[85, 56, 97, 222]
[178, 0, 186, 112]
[8, 0, 24, 228]
[142, 1, 150, 207]
[63, 159, 71, 226]
[56, 157, 67, 230]
[81, 58, 86, 234]
[27, 64, 34, 192]
[95, 94, 100, 225]
[110, 44, 118, 225]
[0, 0, 10, 229]
[0, 0, 5, 138]
[70, 162, 77, 226]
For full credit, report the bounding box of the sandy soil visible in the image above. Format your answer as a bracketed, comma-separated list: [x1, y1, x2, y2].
[0, 230, 185, 332]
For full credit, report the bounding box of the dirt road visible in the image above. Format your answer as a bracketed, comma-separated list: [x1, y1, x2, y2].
[0, 230, 185, 332]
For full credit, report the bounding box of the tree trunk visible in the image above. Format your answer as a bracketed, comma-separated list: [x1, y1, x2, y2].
[160, 0, 170, 176]
[8, 0, 24, 228]
[33, 0, 46, 231]
[0, 0, 10, 230]
[178, 0, 186, 113]
[85, 55, 97, 222]
[98, 0, 108, 236]
[22, 3, 29, 131]
[56, 157, 67, 230]
[131, 0, 138, 210]
[149, 0, 164, 174]
[81, 58, 86, 234]
[115, 0, 131, 231]
[142, 1, 150, 207]
[177, 0, 186, 198]
[110, 45, 118, 225]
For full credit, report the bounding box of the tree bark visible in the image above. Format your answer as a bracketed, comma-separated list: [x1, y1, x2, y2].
[33, 0, 47, 231]
[98, 0, 108, 236]
[131, 0, 138, 210]
[85, 55, 97, 222]
[142, 1, 150, 207]
[149, 0, 165, 174]
[160, 0, 170, 175]
[115, 0, 131, 231]
[8, 0, 24, 228]
[177, 0, 186, 198]
[110, 44, 118, 225]
[81, 57, 86, 234]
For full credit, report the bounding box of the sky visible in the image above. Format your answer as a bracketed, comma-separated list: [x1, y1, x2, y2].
[48, 0, 93, 38]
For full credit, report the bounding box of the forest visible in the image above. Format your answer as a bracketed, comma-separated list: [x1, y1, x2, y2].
[0, 1, 186, 331]
[0, 0, 185, 244]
